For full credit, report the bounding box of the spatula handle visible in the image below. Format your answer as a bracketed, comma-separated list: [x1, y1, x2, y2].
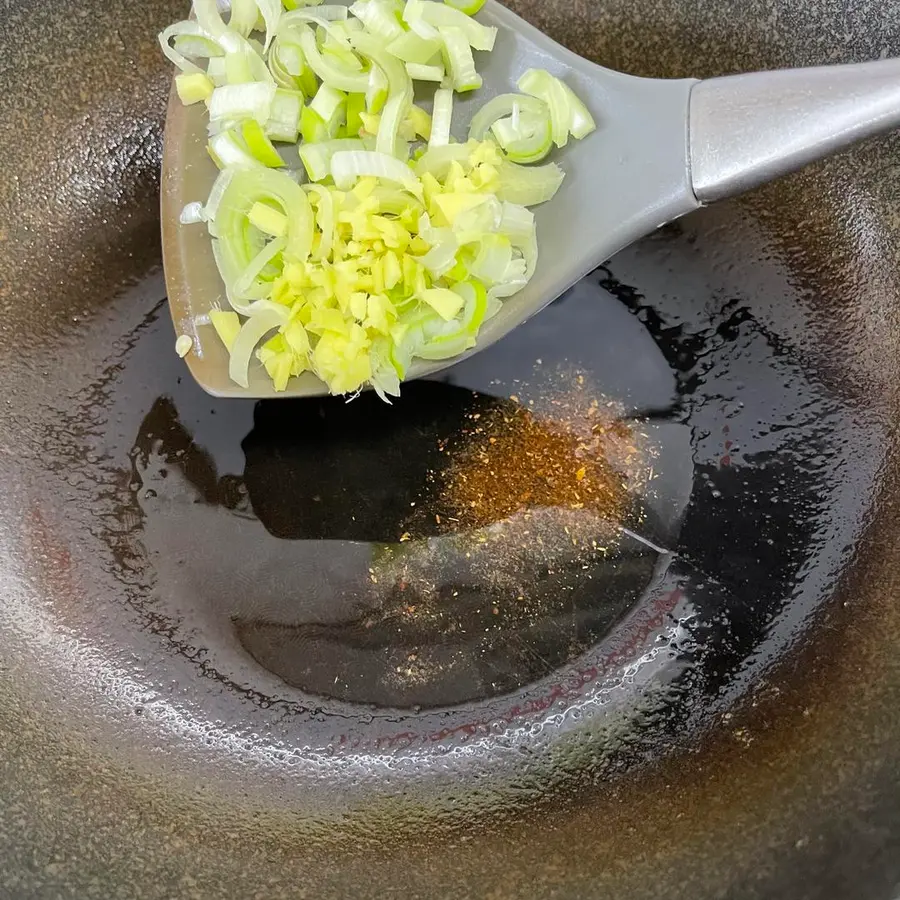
[689, 58, 900, 203]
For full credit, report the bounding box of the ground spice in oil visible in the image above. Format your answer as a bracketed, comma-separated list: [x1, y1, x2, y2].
[372, 371, 655, 697]
[429, 372, 646, 534]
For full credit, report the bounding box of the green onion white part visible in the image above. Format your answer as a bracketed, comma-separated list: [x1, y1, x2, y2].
[160, 0, 596, 398]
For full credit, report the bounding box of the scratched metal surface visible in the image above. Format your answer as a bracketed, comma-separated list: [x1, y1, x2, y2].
[2, 0, 900, 897]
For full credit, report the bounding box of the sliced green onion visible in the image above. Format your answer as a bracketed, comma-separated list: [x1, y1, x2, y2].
[406, 0, 497, 51]
[241, 119, 286, 166]
[349, 0, 405, 40]
[172, 31, 225, 63]
[213, 168, 314, 297]
[466, 234, 513, 284]
[206, 56, 227, 86]
[249, 202, 289, 236]
[256, 0, 283, 51]
[371, 185, 425, 217]
[269, 37, 316, 94]
[321, 34, 364, 72]
[418, 234, 459, 276]
[366, 63, 389, 114]
[429, 87, 453, 148]
[518, 69, 569, 147]
[281, 5, 350, 27]
[498, 201, 535, 242]
[309, 82, 348, 136]
[191, 0, 230, 44]
[417, 279, 487, 359]
[565, 98, 596, 140]
[345, 91, 366, 135]
[299, 137, 364, 180]
[209, 129, 263, 169]
[227, 0, 258, 37]
[407, 17, 440, 42]
[296, 25, 369, 92]
[209, 82, 276, 124]
[517, 68, 597, 145]
[496, 159, 565, 206]
[386, 30, 441, 64]
[229, 307, 290, 388]
[414, 140, 476, 178]
[406, 62, 444, 82]
[160, 21, 214, 74]
[234, 235, 288, 298]
[304, 183, 336, 259]
[236, 235, 286, 296]
[300, 103, 329, 143]
[221, 50, 254, 85]
[468, 93, 547, 139]
[204, 169, 235, 233]
[330, 149, 422, 195]
[491, 110, 553, 164]
[438, 27, 481, 92]
[265, 88, 303, 142]
[349, 32, 413, 157]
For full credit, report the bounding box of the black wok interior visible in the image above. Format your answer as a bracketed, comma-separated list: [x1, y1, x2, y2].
[2, 0, 900, 898]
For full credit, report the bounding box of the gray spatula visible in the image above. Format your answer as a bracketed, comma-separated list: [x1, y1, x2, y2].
[161, 0, 900, 399]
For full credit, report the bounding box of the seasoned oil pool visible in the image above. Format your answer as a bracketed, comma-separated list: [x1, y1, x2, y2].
[2, 194, 883, 814]
[124, 278, 693, 711]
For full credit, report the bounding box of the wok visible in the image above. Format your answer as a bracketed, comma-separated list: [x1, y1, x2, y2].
[2, 0, 900, 897]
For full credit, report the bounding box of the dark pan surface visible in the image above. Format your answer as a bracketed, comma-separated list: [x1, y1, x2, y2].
[3, 0, 900, 898]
